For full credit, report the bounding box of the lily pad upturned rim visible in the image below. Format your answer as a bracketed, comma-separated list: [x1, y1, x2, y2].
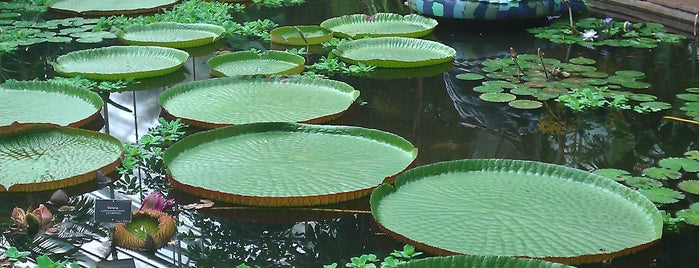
[113, 210, 177, 251]
[269, 25, 333, 46]
[116, 22, 226, 48]
[158, 76, 359, 128]
[333, 37, 456, 68]
[320, 13, 438, 38]
[0, 123, 122, 192]
[0, 80, 103, 128]
[52, 45, 189, 81]
[207, 50, 305, 77]
[395, 255, 575, 268]
[370, 159, 662, 265]
[46, 0, 178, 15]
[164, 122, 418, 207]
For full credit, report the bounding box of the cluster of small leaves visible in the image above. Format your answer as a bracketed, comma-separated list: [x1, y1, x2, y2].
[593, 151, 699, 229]
[224, 19, 279, 41]
[47, 76, 134, 93]
[676, 87, 699, 122]
[115, 118, 188, 195]
[1, 15, 115, 52]
[251, 0, 305, 8]
[323, 245, 422, 268]
[306, 53, 376, 77]
[1, 247, 30, 263]
[34, 255, 79, 268]
[528, 17, 685, 48]
[555, 86, 660, 113]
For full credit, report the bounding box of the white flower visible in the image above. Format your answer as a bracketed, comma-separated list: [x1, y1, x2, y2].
[582, 29, 598, 41]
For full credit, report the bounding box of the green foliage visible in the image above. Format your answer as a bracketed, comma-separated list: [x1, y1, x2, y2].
[47, 76, 134, 93]
[306, 52, 376, 77]
[35, 255, 79, 268]
[323, 245, 423, 268]
[225, 19, 278, 41]
[528, 17, 685, 48]
[556, 86, 622, 112]
[660, 210, 683, 233]
[2, 247, 30, 263]
[115, 118, 188, 195]
[251, 0, 305, 8]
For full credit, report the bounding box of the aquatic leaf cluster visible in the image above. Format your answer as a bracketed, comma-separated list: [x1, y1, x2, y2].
[115, 118, 188, 195]
[0, 15, 116, 53]
[251, 0, 305, 9]
[594, 151, 699, 227]
[321, 245, 422, 268]
[676, 87, 699, 121]
[459, 54, 669, 113]
[528, 17, 685, 48]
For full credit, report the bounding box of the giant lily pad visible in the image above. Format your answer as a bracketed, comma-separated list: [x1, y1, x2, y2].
[0, 81, 103, 127]
[116, 22, 225, 48]
[164, 122, 417, 206]
[395, 255, 574, 268]
[320, 13, 437, 38]
[370, 159, 662, 265]
[333, 37, 455, 68]
[0, 124, 122, 192]
[52, 46, 189, 81]
[159, 76, 359, 128]
[47, 0, 178, 15]
[207, 50, 305, 77]
[270, 25, 333, 46]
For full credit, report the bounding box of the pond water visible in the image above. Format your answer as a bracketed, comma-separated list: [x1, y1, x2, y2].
[1, 0, 698, 267]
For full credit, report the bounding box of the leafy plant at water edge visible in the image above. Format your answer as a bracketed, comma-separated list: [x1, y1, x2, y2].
[34, 255, 79, 268]
[46, 76, 134, 93]
[323, 245, 423, 268]
[553, 86, 657, 113]
[1, 247, 30, 263]
[115, 118, 188, 195]
[224, 19, 278, 41]
[306, 52, 376, 77]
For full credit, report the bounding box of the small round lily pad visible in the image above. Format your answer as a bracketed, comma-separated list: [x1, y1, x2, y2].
[686, 87, 699, 93]
[455, 73, 484, 81]
[479, 92, 516, 103]
[637, 187, 685, 204]
[676, 93, 699, 102]
[642, 167, 682, 180]
[569, 57, 596, 65]
[509, 87, 538, 96]
[473, 85, 503, 93]
[622, 81, 651, 89]
[628, 93, 657, 102]
[677, 180, 699, 195]
[615, 70, 645, 79]
[639, 101, 671, 110]
[508, 99, 542, 109]
[581, 72, 609, 78]
[593, 168, 630, 182]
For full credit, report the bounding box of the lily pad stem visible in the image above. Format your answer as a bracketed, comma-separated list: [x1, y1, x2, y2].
[663, 116, 699, 125]
[538, 48, 549, 80]
[294, 26, 310, 61]
[562, 0, 581, 35]
[509, 47, 525, 78]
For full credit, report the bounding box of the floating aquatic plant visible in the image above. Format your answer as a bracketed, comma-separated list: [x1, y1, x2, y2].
[528, 17, 685, 48]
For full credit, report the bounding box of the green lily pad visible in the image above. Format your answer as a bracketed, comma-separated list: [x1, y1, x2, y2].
[482, 80, 517, 89]
[637, 187, 685, 204]
[159, 76, 359, 128]
[47, 0, 178, 15]
[333, 37, 455, 68]
[686, 87, 699, 93]
[164, 122, 417, 206]
[0, 81, 103, 127]
[370, 159, 662, 264]
[622, 81, 651, 89]
[685, 151, 699, 161]
[320, 13, 437, 38]
[269, 25, 333, 46]
[507, 99, 542, 109]
[52, 45, 189, 81]
[455, 73, 484, 81]
[642, 167, 682, 180]
[569, 57, 596, 65]
[395, 255, 574, 268]
[676, 93, 699, 102]
[615, 70, 646, 79]
[660, 157, 699, 172]
[625, 176, 663, 189]
[207, 50, 305, 77]
[117, 22, 225, 48]
[628, 93, 657, 102]
[593, 168, 630, 182]
[677, 180, 699, 195]
[76, 37, 103, 43]
[639, 101, 671, 110]
[581, 72, 609, 78]
[509, 87, 538, 96]
[676, 206, 699, 226]
[0, 124, 122, 192]
[479, 92, 516, 103]
[472, 85, 503, 93]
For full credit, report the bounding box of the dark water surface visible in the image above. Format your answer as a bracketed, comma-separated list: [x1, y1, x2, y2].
[2, 0, 699, 267]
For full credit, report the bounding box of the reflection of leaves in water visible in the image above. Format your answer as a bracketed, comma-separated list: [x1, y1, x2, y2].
[180, 211, 377, 267]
